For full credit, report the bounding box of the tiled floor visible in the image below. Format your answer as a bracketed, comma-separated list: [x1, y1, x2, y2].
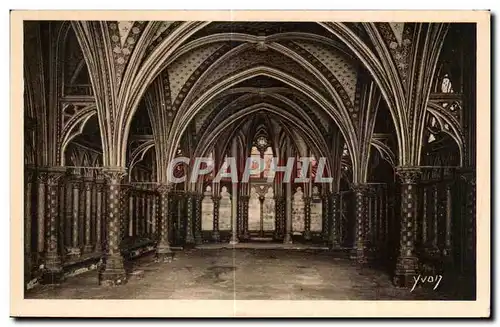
[25, 249, 452, 300]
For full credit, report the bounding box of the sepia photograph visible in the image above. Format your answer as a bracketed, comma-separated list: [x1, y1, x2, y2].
[9, 10, 490, 317]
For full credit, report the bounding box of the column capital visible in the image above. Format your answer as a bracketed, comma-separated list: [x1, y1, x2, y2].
[156, 183, 173, 194]
[350, 183, 370, 193]
[395, 167, 422, 184]
[40, 167, 66, 186]
[102, 167, 127, 183]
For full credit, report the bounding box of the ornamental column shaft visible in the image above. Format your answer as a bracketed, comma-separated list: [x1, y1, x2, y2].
[352, 184, 369, 263]
[99, 168, 127, 286]
[94, 176, 105, 253]
[284, 181, 292, 244]
[185, 193, 196, 245]
[303, 197, 312, 241]
[329, 192, 341, 249]
[24, 169, 34, 282]
[212, 196, 221, 242]
[156, 184, 173, 261]
[194, 193, 203, 245]
[83, 177, 94, 254]
[42, 168, 65, 284]
[393, 167, 421, 288]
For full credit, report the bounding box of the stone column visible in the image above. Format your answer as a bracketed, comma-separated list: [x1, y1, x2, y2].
[393, 167, 421, 288]
[185, 193, 196, 246]
[329, 192, 341, 249]
[83, 177, 94, 254]
[68, 173, 81, 258]
[99, 168, 127, 286]
[212, 196, 221, 242]
[351, 184, 369, 263]
[273, 195, 282, 240]
[283, 181, 293, 244]
[421, 187, 428, 246]
[152, 191, 159, 240]
[42, 168, 66, 284]
[156, 184, 173, 261]
[321, 193, 330, 242]
[240, 195, 250, 240]
[120, 184, 131, 242]
[303, 197, 312, 240]
[194, 193, 203, 244]
[230, 185, 239, 244]
[94, 175, 105, 253]
[36, 171, 47, 256]
[24, 168, 34, 281]
[443, 182, 453, 260]
[461, 172, 476, 269]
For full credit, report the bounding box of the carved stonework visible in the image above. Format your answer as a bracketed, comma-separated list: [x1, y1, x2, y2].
[156, 183, 173, 262]
[99, 168, 127, 286]
[396, 167, 422, 185]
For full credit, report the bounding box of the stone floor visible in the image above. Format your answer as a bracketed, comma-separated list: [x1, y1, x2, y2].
[25, 249, 452, 300]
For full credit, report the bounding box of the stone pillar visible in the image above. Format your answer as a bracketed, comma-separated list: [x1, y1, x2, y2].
[212, 196, 221, 242]
[351, 184, 369, 263]
[393, 167, 421, 288]
[461, 172, 476, 269]
[24, 168, 34, 281]
[321, 193, 329, 242]
[194, 193, 203, 245]
[36, 171, 47, 256]
[70, 173, 81, 257]
[240, 195, 250, 240]
[99, 168, 127, 286]
[94, 175, 105, 253]
[120, 184, 131, 242]
[283, 182, 293, 244]
[77, 175, 86, 252]
[329, 192, 341, 249]
[185, 193, 196, 246]
[42, 168, 66, 284]
[421, 187, 428, 246]
[303, 197, 312, 241]
[156, 184, 173, 261]
[83, 177, 94, 254]
[230, 185, 239, 244]
[273, 195, 282, 240]
[152, 191, 159, 240]
[443, 182, 453, 260]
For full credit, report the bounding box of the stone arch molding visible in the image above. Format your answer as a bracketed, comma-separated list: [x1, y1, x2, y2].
[165, 66, 362, 182]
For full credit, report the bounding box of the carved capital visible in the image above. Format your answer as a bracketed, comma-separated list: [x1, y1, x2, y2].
[156, 183, 172, 195]
[350, 183, 370, 194]
[40, 167, 66, 186]
[102, 167, 127, 184]
[396, 167, 422, 184]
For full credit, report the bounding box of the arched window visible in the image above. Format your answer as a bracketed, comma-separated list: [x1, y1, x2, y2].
[263, 146, 275, 179]
[250, 146, 261, 178]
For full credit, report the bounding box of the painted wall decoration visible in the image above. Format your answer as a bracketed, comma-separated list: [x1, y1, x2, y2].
[218, 186, 232, 231]
[201, 186, 214, 231]
[292, 186, 305, 233]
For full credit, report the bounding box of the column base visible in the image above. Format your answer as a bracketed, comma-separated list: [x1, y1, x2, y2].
[41, 269, 65, 285]
[99, 269, 128, 286]
[283, 234, 293, 244]
[212, 231, 220, 242]
[393, 256, 419, 288]
[229, 238, 239, 245]
[155, 251, 174, 263]
[83, 244, 94, 254]
[350, 248, 368, 264]
[303, 231, 312, 241]
[99, 255, 127, 286]
[329, 241, 341, 250]
[195, 234, 203, 245]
